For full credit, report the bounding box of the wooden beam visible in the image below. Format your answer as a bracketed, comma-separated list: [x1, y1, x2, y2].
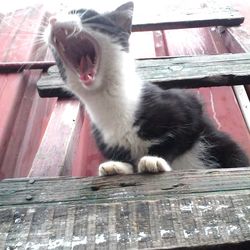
[1, 168, 250, 249]
[0, 7, 50, 178]
[218, 3, 250, 131]
[37, 53, 250, 98]
[0, 61, 55, 73]
[28, 99, 82, 177]
[132, 1, 244, 32]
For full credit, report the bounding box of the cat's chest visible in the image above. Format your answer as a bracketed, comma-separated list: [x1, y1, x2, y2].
[98, 117, 150, 160]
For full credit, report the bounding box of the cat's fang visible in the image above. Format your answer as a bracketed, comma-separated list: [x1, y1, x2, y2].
[53, 36, 57, 44]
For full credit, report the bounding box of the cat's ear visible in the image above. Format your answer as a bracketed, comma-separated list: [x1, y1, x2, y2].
[110, 2, 134, 33]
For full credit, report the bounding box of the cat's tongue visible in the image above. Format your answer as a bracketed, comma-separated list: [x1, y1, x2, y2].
[79, 55, 96, 86]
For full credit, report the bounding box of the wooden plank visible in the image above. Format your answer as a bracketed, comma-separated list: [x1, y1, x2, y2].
[219, 0, 250, 54]
[218, 0, 250, 124]
[0, 61, 54, 73]
[0, 7, 50, 178]
[132, 0, 244, 32]
[71, 112, 104, 177]
[1, 168, 250, 249]
[28, 99, 82, 177]
[233, 85, 250, 131]
[137, 53, 250, 88]
[37, 53, 250, 98]
[1, 168, 250, 206]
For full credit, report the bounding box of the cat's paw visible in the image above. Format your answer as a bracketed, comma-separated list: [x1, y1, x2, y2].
[98, 161, 134, 176]
[138, 156, 172, 173]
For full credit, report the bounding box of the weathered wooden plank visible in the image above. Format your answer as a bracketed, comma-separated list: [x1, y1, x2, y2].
[1, 168, 250, 206]
[137, 53, 250, 88]
[28, 99, 82, 177]
[218, 0, 250, 127]
[1, 168, 250, 249]
[37, 53, 250, 98]
[1, 200, 250, 249]
[0, 61, 55, 73]
[219, 0, 250, 53]
[0, 7, 50, 179]
[233, 85, 250, 131]
[71, 112, 104, 177]
[132, 0, 244, 32]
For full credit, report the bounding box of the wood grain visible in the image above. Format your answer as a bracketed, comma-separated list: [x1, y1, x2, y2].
[0, 8, 51, 178]
[1, 168, 250, 249]
[28, 99, 82, 177]
[132, 0, 244, 32]
[37, 53, 250, 98]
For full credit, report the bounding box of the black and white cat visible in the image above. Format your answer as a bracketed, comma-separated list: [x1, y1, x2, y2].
[47, 2, 249, 175]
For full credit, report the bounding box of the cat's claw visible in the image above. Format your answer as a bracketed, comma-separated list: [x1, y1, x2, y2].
[138, 156, 172, 173]
[98, 161, 134, 176]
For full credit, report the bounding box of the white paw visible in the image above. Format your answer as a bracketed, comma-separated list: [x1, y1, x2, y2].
[138, 156, 172, 173]
[98, 161, 134, 176]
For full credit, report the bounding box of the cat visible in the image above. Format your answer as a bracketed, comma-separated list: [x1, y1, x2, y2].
[47, 1, 249, 176]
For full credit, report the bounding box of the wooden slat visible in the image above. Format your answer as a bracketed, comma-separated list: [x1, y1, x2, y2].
[137, 53, 250, 88]
[216, 0, 250, 131]
[71, 112, 104, 177]
[233, 85, 250, 131]
[0, 8, 51, 179]
[37, 53, 250, 98]
[0, 61, 55, 73]
[219, 0, 250, 53]
[28, 99, 82, 177]
[1, 168, 250, 249]
[132, 0, 244, 31]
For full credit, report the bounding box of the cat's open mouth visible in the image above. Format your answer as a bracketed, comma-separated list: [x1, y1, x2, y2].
[50, 24, 100, 86]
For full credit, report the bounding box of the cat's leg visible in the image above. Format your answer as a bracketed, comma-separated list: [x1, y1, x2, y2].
[138, 156, 172, 173]
[99, 161, 134, 176]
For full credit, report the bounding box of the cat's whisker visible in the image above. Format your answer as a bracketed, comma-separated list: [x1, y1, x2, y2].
[64, 29, 69, 36]
[67, 26, 78, 39]
[80, 14, 102, 25]
[53, 36, 57, 44]
[80, 9, 89, 19]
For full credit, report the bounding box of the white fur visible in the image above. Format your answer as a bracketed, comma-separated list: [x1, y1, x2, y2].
[171, 140, 219, 170]
[138, 156, 172, 173]
[99, 161, 134, 176]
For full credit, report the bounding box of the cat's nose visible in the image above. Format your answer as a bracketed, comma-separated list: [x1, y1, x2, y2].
[49, 17, 57, 26]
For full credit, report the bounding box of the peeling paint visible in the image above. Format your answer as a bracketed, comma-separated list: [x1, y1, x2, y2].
[137, 232, 147, 241]
[95, 234, 106, 244]
[204, 226, 220, 236]
[160, 229, 175, 237]
[209, 91, 222, 130]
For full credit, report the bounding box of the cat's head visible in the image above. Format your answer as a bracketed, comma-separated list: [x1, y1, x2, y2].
[47, 2, 134, 92]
